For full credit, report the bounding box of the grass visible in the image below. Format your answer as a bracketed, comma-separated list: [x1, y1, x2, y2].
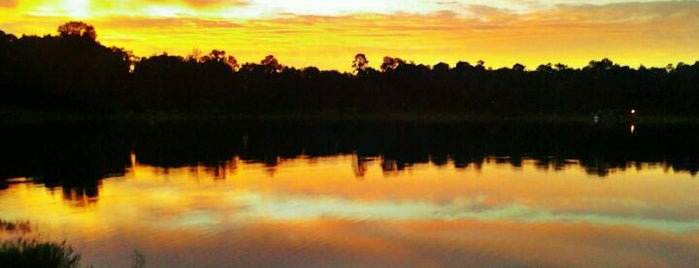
[1, 219, 83, 268]
[1, 218, 146, 267]
[132, 250, 146, 268]
[0, 238, 82, 268]
[0, 219, 32, 233]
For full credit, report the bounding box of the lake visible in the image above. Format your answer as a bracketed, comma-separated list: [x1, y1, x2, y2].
[1, 120, 699, 267]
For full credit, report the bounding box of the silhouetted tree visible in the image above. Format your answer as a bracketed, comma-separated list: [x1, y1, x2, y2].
[57, 21, 97, 40]
[536, 63, 553, 73]
[433, 62, 450, 73]
[201, 49, 239, 71]
[380, 56, 405, 72]
[0, 31, 17, 101]
[2, 23, 699, 117]
[352, 53, 369, 74]
[0, 23, 131, 111]
[554, 63, 569, 71]
[455, 61, 473, 71]
[512, 63, 525, 72]
[0, 30, 17, 44]
[585, 58, 617, 71]
[302, 66, 320, 79]
[260, 55, 283, 73]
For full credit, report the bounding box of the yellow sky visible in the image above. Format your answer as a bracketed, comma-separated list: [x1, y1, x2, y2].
[1, 0, 698, 71]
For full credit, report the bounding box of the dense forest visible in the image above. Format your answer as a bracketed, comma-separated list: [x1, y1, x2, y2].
[1, 22, 699, 117]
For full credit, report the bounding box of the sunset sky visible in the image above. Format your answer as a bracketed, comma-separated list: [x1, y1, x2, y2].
[1, 0, 698, 71]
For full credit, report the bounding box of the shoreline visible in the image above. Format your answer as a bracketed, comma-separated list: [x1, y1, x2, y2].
[1, 108, 698, 125]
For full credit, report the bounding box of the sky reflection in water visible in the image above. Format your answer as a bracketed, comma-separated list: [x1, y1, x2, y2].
[2, 155, 699, 267]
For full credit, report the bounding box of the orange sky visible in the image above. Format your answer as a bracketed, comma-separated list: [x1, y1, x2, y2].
[1, 0, 698, 71]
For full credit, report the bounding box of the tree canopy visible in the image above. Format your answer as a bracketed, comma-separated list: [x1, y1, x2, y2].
[57, 21, 97, 40]
[1, 22, 698, 117]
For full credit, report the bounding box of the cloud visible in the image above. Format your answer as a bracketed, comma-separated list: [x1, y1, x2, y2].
[1, 0, 696, 70]
[549, 1, 699, 23]
[180, 0, 248, 7]
[113, 0, 249, 8]
[97, 16, 243, 29]
[0, 0, 19, 8]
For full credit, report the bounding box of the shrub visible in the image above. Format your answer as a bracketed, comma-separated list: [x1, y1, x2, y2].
[0, 238, 82, 268]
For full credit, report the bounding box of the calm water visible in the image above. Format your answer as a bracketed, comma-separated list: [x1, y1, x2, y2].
[1, 121, 699, 267]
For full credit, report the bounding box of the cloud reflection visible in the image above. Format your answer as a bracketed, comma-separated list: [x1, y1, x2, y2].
[2, 155, 699, 267]
[166, 191, 699, 233]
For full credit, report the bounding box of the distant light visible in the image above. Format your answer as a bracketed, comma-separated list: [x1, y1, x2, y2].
[630, 109, 636, 115]
[630, 124, 636, 134]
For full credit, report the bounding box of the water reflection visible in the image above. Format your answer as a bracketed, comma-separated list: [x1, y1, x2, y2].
[1, 120, 699, 202]
[3, 118, 699, 266]
[60, 181, 100, 207]
[351, 155, 374, 178]
[1, 155, 699, 267]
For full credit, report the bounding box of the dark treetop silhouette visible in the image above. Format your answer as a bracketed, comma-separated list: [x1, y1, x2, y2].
[1, 22, 698, 117]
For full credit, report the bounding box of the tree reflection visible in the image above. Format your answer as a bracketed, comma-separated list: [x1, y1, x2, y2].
[135, 121, 699, 177]
[2, 121, 699, 203]
[60, 181, 100, 207]
[0, 123, 131, 205]
[380, 158, 399, 174]
[351, 156, 373, 178]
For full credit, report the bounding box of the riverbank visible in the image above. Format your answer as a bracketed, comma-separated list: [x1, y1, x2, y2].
[1, 108, 697, 126]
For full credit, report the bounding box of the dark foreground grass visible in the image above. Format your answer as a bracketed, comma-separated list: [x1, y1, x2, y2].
[0, 238, 82, 268]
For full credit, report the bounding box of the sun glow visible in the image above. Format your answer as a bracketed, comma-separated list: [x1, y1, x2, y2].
[63, 0, 89, 18]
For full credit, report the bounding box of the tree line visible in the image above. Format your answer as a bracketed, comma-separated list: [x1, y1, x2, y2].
[1, 22, 698, 116]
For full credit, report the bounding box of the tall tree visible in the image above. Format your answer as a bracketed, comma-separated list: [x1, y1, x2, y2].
[352, 53, 369, 74]
[57, 21, 97, 40]
[380, 56, 405, 72]
[260, 55, 283, 73]
[202, 49, 239, 70]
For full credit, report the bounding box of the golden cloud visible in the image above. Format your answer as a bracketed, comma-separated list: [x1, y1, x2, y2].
[0, 0, 19, 8]
[178, 0, 248, 8]
[0, 1, 696, 70]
